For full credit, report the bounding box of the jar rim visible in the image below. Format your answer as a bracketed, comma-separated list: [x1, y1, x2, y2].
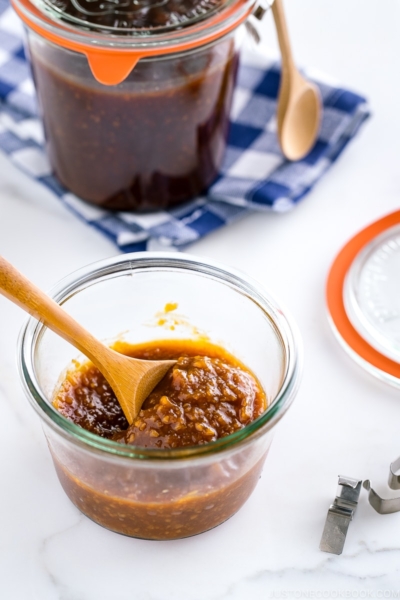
[13, 0, 257, 84]
[18, 252, 302, 461]
[34, 0, 234, 37]
[12, 0, 257, 49]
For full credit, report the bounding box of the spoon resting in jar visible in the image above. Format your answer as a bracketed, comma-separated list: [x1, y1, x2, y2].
[272, 0, 321, 161]
[0, 256, 175, 424]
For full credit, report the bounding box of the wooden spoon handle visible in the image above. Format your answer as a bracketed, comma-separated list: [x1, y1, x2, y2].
[0, 255, 102, 363]
[272, 0, 295, 72]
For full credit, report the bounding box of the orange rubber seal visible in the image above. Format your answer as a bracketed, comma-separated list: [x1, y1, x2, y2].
[12, 0, 251, 85]
[326, 210, 400, 379]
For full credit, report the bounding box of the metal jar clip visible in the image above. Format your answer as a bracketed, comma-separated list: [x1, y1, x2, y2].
[320, 476, 362, 555]
[320, 457, 400, 554]
[363, 456, 400, 514]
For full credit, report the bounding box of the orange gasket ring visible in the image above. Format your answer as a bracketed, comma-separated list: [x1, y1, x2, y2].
[12, 0, 250, 56]
[12, 0, 252, 84]
[326, 209, 400, 379]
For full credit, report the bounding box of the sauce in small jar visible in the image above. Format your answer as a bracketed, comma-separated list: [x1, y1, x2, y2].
[51, 339, 268, 538]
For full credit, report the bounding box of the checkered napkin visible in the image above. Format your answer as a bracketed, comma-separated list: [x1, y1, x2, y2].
[0, 1, 370, 251]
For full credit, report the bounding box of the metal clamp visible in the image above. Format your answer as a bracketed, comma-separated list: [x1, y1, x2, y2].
[253, 0, 275, 21]
[363, 457, 400, 515]
[320, 476, 362, 555]
[246, 0, 275, 44]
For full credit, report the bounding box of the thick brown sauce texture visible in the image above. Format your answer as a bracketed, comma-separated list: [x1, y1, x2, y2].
[53, 452, 266, 539]
[53, 339, 266, 448]
[30, 41, 238, 211]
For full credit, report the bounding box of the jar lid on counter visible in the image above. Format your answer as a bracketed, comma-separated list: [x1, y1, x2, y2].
[12, 0, 266, 84]
[327, 210, 400, 388]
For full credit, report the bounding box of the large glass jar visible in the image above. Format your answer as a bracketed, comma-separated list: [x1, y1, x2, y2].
[18, 253, 301, 540]
[12, 0, 271, 211]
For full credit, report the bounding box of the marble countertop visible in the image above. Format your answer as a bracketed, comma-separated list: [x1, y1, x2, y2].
[1, 0, 400, 597]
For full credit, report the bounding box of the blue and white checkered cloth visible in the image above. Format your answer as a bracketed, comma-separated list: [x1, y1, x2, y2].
[0, 1, 370, 251]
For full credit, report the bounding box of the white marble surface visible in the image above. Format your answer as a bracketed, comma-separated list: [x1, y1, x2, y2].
[1, 0, 400, 597]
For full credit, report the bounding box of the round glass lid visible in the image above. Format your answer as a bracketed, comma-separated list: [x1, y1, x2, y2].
[344, 223, 400, 363]
[39, 0, 228, 34]
[326, 210, 400, 388]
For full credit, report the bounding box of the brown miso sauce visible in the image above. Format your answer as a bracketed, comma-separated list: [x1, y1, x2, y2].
[53, 339, 267, 448]
[51, 339, 268, 539]
[53, 451, 266, 539]
[30, 40, 238, 211]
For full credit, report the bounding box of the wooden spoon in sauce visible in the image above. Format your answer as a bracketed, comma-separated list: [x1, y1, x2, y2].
[0, 256, 175, 424]
[272, 0, 321, 161]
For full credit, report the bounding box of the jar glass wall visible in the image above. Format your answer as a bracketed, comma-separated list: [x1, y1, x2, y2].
[27, 28, 243, 211]
[18, 253, 301, 539]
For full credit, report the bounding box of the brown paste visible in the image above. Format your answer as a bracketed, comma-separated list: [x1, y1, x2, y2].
[53, 339, 266, 448]
[51, 339, 268, 539]
[30, 36, 238, 210]
[52, 452, 267, 539]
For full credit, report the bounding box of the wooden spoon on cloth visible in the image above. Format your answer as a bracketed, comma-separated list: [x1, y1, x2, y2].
[0, 256, 175, 424]
[272, 0, 321, 161]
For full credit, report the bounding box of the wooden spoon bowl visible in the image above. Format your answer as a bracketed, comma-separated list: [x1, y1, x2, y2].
[272, 0, 321, 161]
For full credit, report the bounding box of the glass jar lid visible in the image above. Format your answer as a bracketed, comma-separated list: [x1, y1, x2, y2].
[344, 223, 400, 364]
[326, 210, 400, 388]
[39, 0, 227, 35]
[12, 0, 259, 84]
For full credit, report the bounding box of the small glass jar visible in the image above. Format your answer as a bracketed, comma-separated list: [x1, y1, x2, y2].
[18, 253, 301, 540]
[12, 0, 270, 211]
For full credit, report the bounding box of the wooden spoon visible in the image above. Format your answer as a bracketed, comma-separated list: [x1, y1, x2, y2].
[0, 256, 175, 424]
[272, 0, 321, 161]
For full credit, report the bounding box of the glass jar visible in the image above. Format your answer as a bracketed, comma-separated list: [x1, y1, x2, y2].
[18, 253, 301, 540]
[12, 0, 271, 211]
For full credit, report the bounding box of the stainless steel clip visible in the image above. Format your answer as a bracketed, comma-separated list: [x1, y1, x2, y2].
[246, 0, 274, 44]
[253, 0, 275, 21]
[363, 456, 400, 514]
[320, 476, 362, 555]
